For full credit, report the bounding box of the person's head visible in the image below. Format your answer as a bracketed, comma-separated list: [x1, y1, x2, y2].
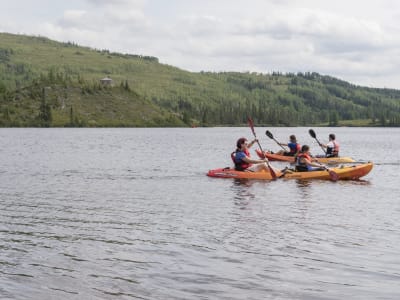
[329, 133, 335, 140]
[301, 145, 310, 152]
[290, 135, 297, 142]
[236, 137, 248, 149]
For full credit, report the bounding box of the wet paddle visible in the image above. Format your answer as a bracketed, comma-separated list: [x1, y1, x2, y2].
[265, 130, 287, 151]
[308, 129, 326, 154]
[326, 167, 339, 181]
[247, 118, 277, 179]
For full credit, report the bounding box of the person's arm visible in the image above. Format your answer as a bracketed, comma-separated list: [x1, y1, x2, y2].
[321, 141, 334, 149]
[304, 157, 327, 168]
[247, 139, 257, 148]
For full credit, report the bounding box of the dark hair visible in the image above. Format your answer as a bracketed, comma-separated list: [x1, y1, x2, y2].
[301, 145, 309, 152]
[236, 137, 247, 148]
[290, 135, 296, 141]
[329, 134, 335, 140]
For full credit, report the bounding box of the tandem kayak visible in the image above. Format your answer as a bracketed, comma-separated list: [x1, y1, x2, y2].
[207, 167, 282, 180]
[207, 162, 373, 181]
[255, 149, 355, 164]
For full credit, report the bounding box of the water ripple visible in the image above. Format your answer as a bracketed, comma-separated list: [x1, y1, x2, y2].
[1, 128, 400, 299]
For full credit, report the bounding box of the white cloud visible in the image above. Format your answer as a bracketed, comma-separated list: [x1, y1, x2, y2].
[1, 0, 400, 88]
[58, 10, 89, 29]
[86, 0, 146, 7]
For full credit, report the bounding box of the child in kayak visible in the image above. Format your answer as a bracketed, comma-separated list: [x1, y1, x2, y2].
[276, 134, 301, 156]
[296, 145, 328, 171]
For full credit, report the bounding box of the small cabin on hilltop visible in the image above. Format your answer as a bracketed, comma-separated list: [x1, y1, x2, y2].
[100, 76, 113, 86]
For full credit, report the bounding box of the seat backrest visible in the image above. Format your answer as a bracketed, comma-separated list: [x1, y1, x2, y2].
[230, 152, 236, 164]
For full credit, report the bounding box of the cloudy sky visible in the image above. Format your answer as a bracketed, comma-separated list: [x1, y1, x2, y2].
[1, 0, 400, 89]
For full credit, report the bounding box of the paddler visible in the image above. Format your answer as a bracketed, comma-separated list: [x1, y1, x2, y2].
[233, 137, 271, 172]
[296, 145, 329, 171]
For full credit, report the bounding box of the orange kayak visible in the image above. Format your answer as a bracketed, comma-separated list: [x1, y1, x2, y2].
[207, 162, 373, 180]
[255, 149, 355, 164]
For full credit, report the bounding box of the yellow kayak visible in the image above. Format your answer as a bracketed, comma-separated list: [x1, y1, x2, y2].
[207, 162, 373, 181]
[255, 149, 355, 164]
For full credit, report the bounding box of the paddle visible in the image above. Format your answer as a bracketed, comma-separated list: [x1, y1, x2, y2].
[327, 160, 367, 166]
[308, 129, 326, 154]
[265, 130, 287, 151]
[326, 167, 339, 181]
[247, 118, 277, 179]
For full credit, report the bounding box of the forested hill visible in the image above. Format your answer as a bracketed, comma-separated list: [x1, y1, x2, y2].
[1, 32, 400, 127]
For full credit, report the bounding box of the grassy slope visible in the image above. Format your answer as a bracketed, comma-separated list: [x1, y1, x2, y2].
[1, 32, 400, 127]
[0, 33, 186, 126]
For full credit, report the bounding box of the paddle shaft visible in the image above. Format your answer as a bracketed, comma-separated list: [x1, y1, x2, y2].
[265, 130, 286, 151]
[327, 160, 365, 165]
[248, 118, 277, 179]
[249, 120, 265, 154]
[309, 129, 327, 154]
[315, 137, 326, 154]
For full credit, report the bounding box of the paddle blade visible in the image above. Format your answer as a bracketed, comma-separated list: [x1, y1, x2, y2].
[265, 130, 274, 139]
[247, 117, 256, 136]
[328, 169, 339, 181]
[309, 129, 316, 138]
[269, 165, 277, 180]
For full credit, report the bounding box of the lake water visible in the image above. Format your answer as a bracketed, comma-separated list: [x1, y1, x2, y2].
[0, 127, 399, 300]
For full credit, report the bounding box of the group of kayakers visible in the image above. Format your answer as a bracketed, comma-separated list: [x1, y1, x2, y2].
[233, 133, 340, 172]
[273, 133, 339, 158]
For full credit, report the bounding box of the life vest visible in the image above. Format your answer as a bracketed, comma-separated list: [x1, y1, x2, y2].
[288, 142, 301, 155]
[295, 152, 311, 172]
[232, 150, 251, 171]
[326, 141, 339, 157]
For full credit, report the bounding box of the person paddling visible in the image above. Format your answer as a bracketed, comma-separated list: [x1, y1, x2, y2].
[233, 137, 272, 172]
[295, 145, 329, 171]
[321, 134, 339, 157]
[276, 134, 301, 156]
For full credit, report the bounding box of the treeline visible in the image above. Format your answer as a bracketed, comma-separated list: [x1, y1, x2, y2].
[149, 71, 400, 126]
[2, 68, 399, 127]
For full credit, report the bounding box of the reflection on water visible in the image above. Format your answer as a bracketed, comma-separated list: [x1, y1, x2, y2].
[231, 179, 256, 207]
[348, 179, 372, 186]
[295, 179, 312, 199]
[295, 179, 312, 188]
[233, 178, 253, 187]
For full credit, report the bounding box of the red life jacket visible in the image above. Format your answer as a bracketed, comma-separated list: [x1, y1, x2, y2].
[231, 150, 251, 171]
[296, 152, 311, 171]
[332, 141, 339, 156]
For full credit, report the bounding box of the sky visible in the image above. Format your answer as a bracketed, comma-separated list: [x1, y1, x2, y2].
[1, 0, 400, 89]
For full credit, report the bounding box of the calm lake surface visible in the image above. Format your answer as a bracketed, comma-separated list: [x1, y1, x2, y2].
[1, 127, 399, 300]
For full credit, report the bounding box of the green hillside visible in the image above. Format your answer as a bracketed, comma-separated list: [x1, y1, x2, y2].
[1, 32, 400, 127]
